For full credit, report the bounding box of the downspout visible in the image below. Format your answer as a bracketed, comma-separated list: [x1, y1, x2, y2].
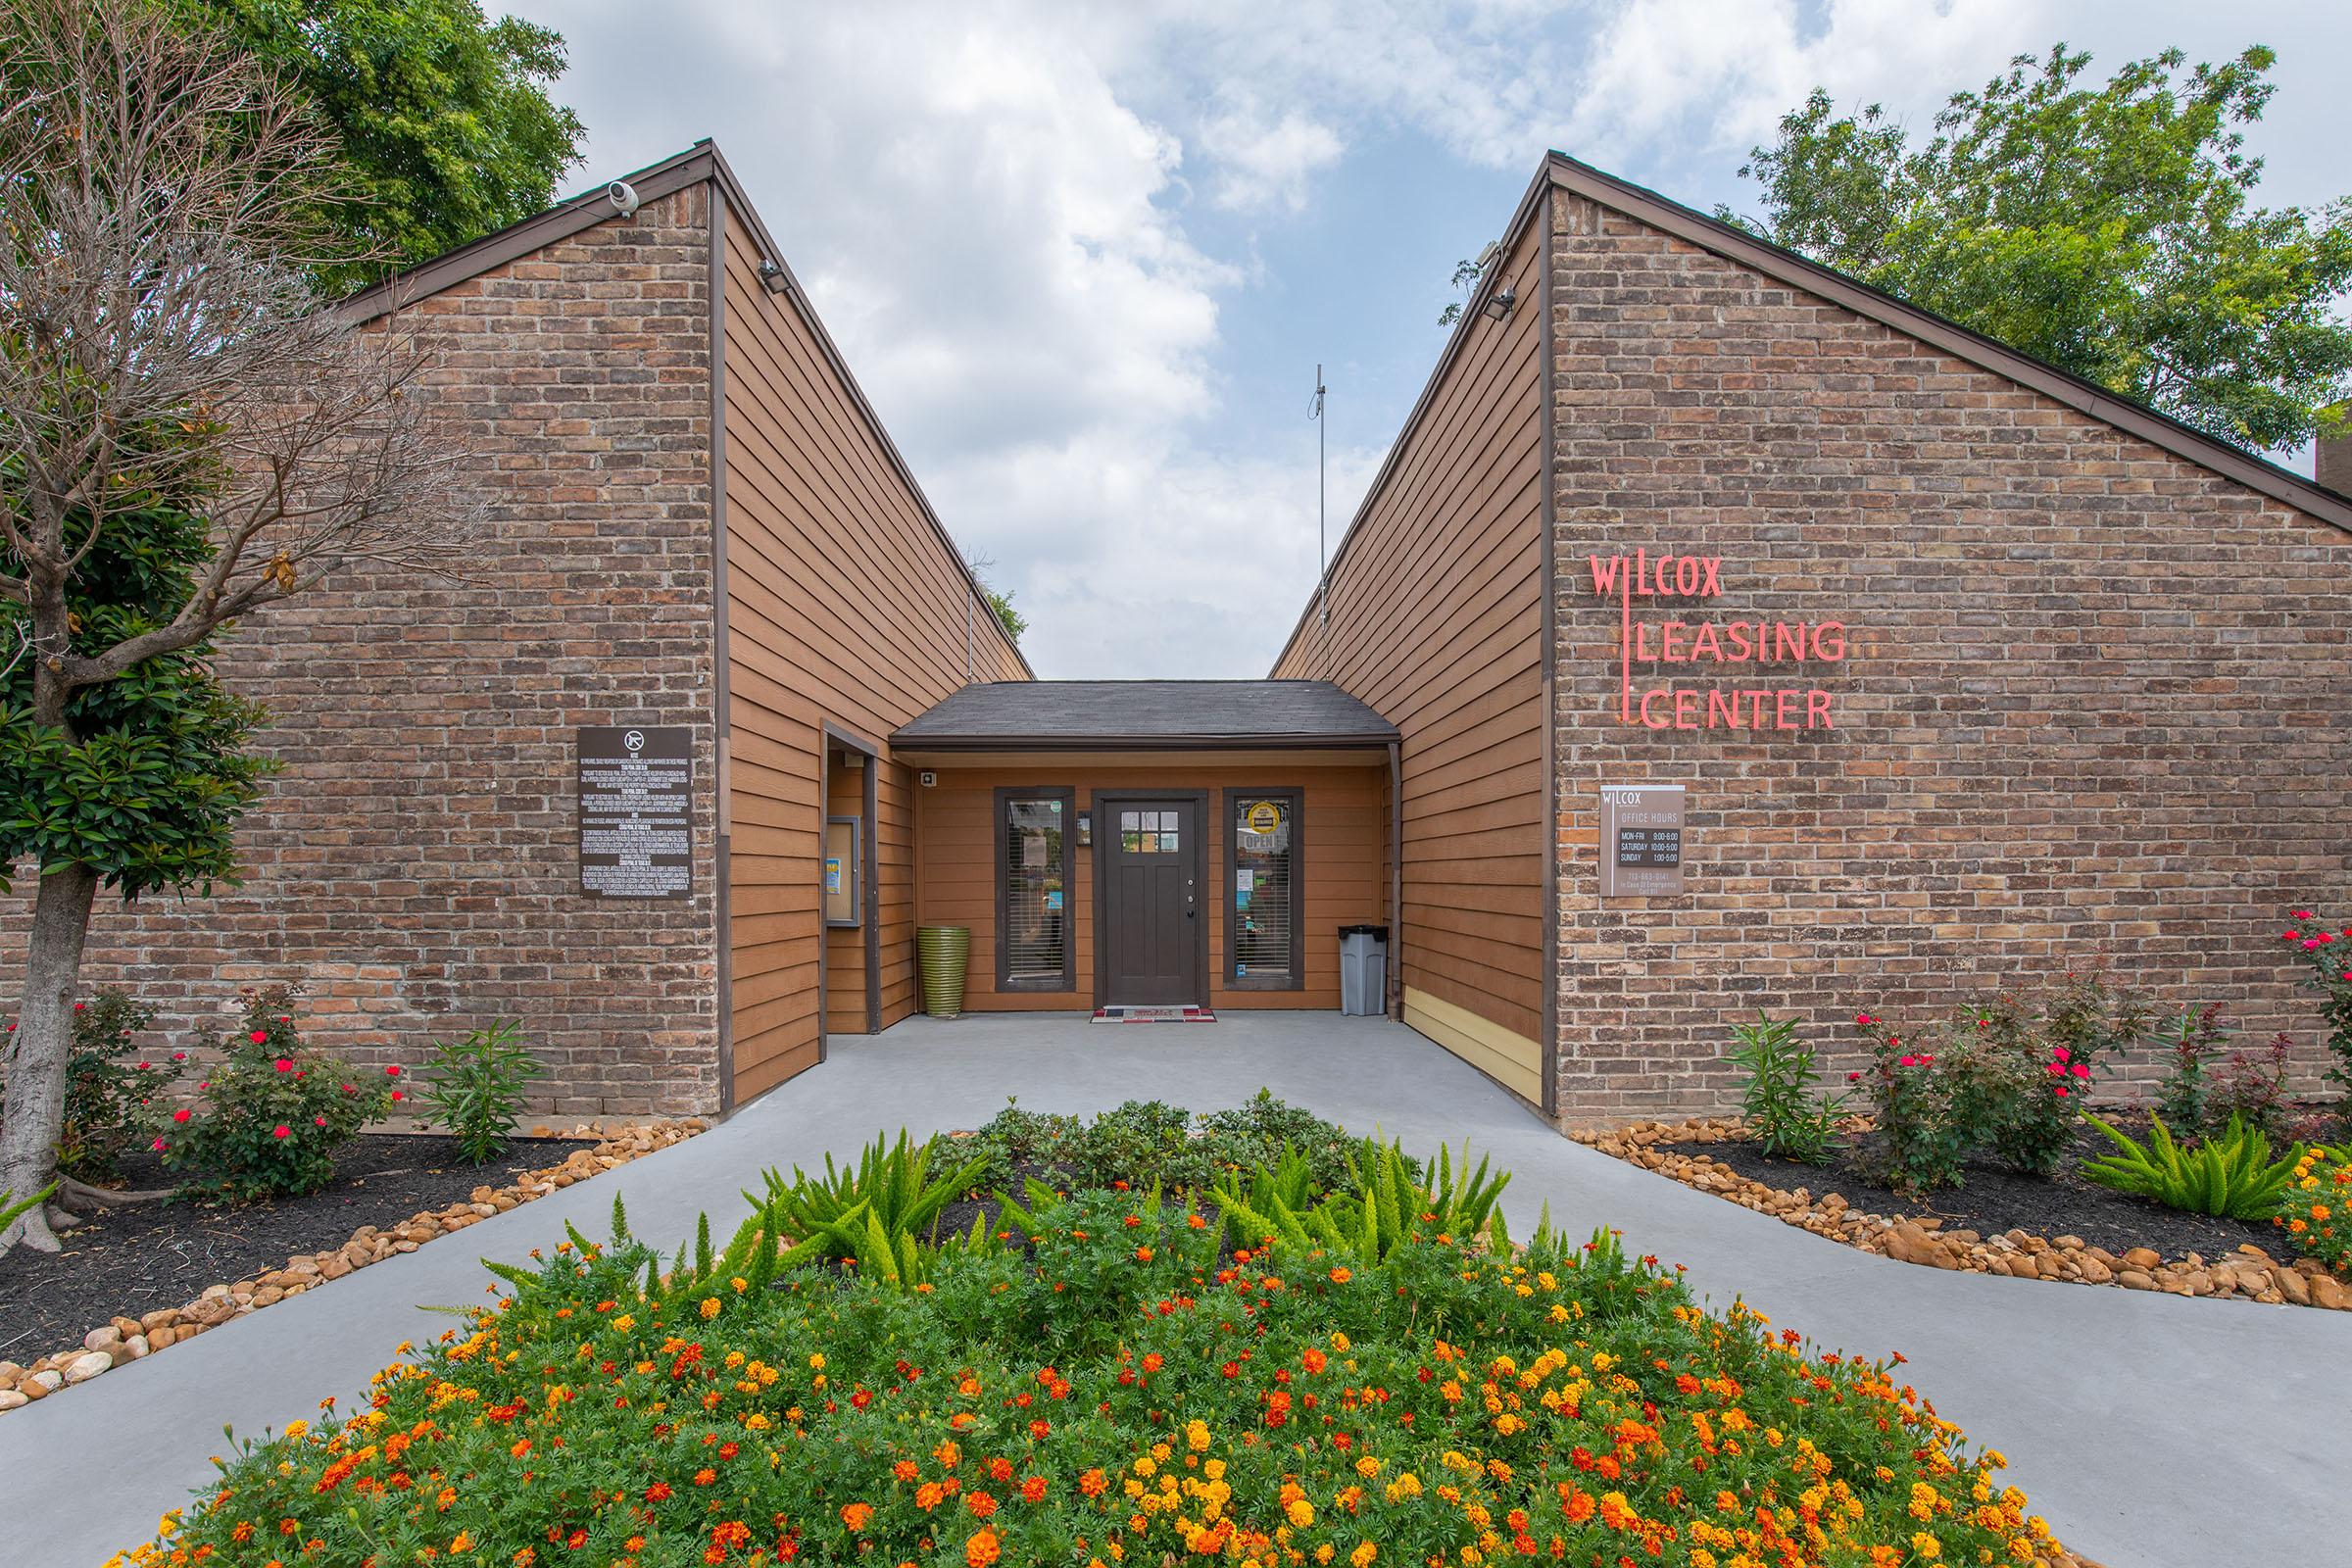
[1536, 190, 1562, 1124]
[1388, 738, 1403, 1020]
[708, 177, 737, 1114]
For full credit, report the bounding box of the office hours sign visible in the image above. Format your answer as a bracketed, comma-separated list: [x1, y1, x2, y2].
[1597, 783, 1685, 898]
[578, 726, 692, 898]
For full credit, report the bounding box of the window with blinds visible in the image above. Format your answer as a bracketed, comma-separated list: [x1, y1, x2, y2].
[1230, 791, 1299, 989]
[999, 792, 1071, 989]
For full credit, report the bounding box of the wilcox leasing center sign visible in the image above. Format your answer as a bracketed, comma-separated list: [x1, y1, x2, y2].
[1590, 550, 1848, 730]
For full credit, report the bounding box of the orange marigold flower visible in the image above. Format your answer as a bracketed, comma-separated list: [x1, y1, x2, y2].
[894, 1460, 921, 1483]
[1080, 1468, 1108, 1497]
[842, 1503, 874, 1532]
[966, 1490, 999, 1518]
[1329, 1266, 1352, 1284]
[965, 1528, 1003, 1568]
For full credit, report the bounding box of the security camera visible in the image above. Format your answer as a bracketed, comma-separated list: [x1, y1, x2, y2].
[607, 179, 640, 219]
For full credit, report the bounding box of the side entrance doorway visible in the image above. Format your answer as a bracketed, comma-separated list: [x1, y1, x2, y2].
[1095, 793, 1204, 1005]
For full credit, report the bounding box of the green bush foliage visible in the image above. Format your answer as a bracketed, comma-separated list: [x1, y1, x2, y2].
[1212, 1136, 1510, 1264]
[131, 1144, 2066, 1568]
[957, 1089, 1354, 1197]
[0, 988, 159, 1181]
[139, 983, 399, 1200]
[2280, 908, 2352, 1102]
[2081, 1113, 2301, 1220]
[1726, 1010, 1845, 1163]
[748, 1130, 987, 1286]
[1851, 973, 2145, 1194]
[416, 1019, 542, 1162]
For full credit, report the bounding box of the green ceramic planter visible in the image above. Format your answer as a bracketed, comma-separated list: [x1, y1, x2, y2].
[916, 925, 971, 1019]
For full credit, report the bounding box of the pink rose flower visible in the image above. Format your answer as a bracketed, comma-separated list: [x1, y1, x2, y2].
[313, 1115, 327, 1127]
[249, 1030, 269, 1044]
[273, 1058, 294, 1073]
[172, 1108, 191, 1123]
[385, 1065, 401, 1077]
[270, 1125, 291, 1140]
[2053, 1085, 2070, 1098]
[151, 1136, 166, 1152]
[2072, 1063, 2089, 1078]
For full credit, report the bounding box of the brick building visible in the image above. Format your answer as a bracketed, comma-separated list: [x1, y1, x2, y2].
[8, 146, 2349, 1125]
[3, 142, 1029, 1119]
[1277, 153, 2352, 1120]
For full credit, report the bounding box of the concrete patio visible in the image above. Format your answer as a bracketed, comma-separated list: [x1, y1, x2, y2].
[5, 1009, 2344, 1567]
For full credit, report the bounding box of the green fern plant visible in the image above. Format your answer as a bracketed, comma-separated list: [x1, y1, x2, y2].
[1212, 1136, 1510, 1263]
[2081, 1112, 2301, 1220]
[745, 1130, 985, 1286]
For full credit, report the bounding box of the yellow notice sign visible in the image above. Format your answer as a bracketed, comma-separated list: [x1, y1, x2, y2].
[1246, 801, 1283, 836]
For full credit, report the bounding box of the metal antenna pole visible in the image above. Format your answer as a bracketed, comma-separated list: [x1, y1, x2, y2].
[1313, 365, 1327, 635]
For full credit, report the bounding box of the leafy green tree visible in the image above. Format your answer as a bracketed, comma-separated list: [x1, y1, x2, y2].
[0, 0, 475, 1255]
[1725, 44, 2352, 452]
[186, 0, 584, 293]
[986, 587, 1026, 645]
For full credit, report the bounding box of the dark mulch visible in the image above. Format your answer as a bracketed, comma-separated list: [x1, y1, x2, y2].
[0, 1133, 578, 1360]
[1667, 1110, 2298, 1262]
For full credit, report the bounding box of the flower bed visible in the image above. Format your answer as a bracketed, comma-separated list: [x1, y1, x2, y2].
[113, 1146, 2092, 1568]
[0, 1119, 703, 1417]
[1580, 1118, 2352, 1310]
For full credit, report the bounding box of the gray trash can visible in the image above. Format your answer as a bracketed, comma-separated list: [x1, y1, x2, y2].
[1339, 924, 1388, 1016]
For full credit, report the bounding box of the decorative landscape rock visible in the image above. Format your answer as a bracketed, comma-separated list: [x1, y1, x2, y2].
[0, 1117, 704, 1418]
[1575, 1116, 2352, 1311]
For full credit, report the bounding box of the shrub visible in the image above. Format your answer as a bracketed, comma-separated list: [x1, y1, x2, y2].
[2276, 1144, 2352, 1274]
[133, 1153, 2064, 1568]
[2279, 907, 2352, 1095]
[1850, 1012, 1965, 1194]
[2208, 1032, 2294, 1143]
[959, 1091, 1354, 1198]
[416, 1019, 542, 1162]
[2081, 1113, 2300, 1220]
[2154, 1003, 2230, 1134]
[750, 1129, 986, 1283]
[957, 1097, 1088, 1193]
[139, 983, 400, 1200]
[1727, 1010, 1844, 1162]
[1, 989, 163, 1182]
[1208, 1136, 1510, 1262]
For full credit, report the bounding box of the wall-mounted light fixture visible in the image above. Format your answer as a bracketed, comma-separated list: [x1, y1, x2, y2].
[1482, 284, 1516, 321]
[759, 259, 788, 294]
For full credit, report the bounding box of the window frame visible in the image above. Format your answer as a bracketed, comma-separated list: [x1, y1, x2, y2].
[994, 786, 1077, 993]
[1223, 787, 1305, 993]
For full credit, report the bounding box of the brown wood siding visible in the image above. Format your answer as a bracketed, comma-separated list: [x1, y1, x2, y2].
[718, 211, 1025, 1102]
[913, 763, 1386, 1011]
[1269, 222, 1547, 1090]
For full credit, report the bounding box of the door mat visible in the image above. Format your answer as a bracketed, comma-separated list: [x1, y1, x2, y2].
[1090, 1005, 1216, 1024]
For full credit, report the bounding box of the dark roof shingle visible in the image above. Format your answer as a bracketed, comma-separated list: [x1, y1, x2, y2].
[891, 681, 1396, 748]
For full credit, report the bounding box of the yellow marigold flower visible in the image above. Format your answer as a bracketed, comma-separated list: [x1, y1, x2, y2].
[1910, 1533, 1941, 1560]
[699, 1298, 720, 1320]
[1349, 1544, 1376, 1567]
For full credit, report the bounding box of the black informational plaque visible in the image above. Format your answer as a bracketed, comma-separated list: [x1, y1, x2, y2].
[577, 726, 693, 899]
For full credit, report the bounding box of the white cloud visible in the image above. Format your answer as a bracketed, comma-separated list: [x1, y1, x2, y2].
[1197, 99, 1345, 213]
[511, 0, 2254, 674]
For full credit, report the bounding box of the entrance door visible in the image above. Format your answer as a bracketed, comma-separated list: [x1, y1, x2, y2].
[1100, 797, 1202, 1005]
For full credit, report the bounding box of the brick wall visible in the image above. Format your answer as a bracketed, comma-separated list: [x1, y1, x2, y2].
[1546, 187, 2352, 1120]
[0, 184, 724, 1118]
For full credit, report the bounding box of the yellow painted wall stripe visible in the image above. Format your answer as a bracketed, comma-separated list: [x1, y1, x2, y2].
[1403, 986, 1543, 1105]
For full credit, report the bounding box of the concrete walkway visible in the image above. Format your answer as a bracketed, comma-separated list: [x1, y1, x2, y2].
[5, 1011, 2343, 1566]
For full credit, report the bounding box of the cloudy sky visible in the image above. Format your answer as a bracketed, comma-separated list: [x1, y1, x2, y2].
[509, 1, 2351, 678]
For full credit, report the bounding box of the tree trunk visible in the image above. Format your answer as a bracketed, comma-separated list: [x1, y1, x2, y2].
[0, 859, 100, 1257]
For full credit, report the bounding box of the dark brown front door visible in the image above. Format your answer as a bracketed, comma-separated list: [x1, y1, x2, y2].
[1101, 797, 1202, 1005]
